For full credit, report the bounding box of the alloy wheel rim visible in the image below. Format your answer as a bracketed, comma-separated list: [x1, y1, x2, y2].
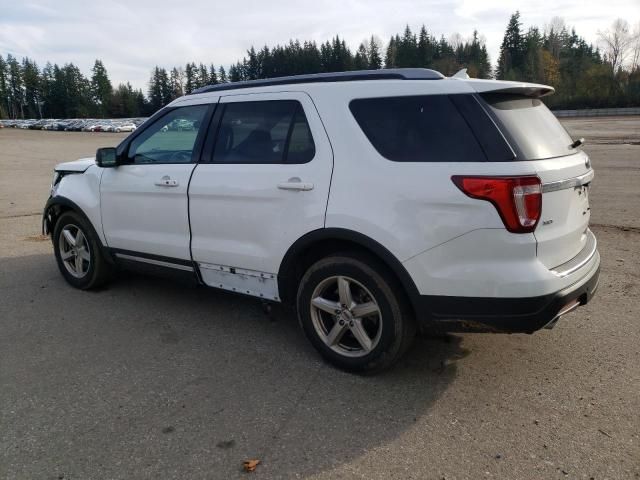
[58, 224, 91, 278]
[309, 275, 382, 358]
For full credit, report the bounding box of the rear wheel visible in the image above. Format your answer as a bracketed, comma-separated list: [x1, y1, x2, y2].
[297, 253, 416, 373]
[53, 211, 113, 289]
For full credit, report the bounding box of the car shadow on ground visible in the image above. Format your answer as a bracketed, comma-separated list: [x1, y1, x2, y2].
[1, 254, 468, 479]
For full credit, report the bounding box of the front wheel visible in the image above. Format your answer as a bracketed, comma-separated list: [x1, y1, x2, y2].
[53, 211, 113, 289]
[297, 253, 416, 373]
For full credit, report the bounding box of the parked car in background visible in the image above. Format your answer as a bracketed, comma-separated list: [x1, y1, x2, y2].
[115, 123, 136, 133]
[1, 117, 149, 131]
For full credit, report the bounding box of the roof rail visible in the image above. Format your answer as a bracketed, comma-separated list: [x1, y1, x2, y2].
[191, 68, 444, 94]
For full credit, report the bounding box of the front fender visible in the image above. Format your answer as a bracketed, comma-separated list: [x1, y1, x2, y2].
[43, 165, 106, 245]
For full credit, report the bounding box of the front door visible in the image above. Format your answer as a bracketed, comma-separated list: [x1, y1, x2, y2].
[100, 103, 212, 262]
[189, 92, 333, 299]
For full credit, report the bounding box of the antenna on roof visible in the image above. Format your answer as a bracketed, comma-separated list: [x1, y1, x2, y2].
[452, 68, 470, 79]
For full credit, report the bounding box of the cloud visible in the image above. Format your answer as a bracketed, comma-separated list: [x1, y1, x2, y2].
[0, 0, 638, 90]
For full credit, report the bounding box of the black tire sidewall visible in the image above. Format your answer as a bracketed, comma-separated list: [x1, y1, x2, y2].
[53, 212, 102, 289]
[297, 255, 406, 372]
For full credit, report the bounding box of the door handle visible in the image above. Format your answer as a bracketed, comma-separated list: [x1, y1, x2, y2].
[155, 176, 179, 187]
[277, 177, 314, 191]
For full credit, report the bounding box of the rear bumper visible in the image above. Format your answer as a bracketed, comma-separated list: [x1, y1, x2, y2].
[416, 251, 600, 334]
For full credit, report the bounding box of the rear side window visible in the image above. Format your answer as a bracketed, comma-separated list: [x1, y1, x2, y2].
[480, 93, 575, 160]
[212, 100, 315, 164]
[349, 95, 486, 162]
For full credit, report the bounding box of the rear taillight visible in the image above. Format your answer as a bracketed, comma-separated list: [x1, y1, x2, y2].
[452, 175, 542, 233]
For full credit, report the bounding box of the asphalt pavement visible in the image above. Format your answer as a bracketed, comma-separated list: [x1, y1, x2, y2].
[1, 120, 639, 479]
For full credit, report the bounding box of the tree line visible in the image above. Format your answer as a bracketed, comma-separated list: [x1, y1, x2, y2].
[1, 14, 638, 119]
[496, 13, 639, 108]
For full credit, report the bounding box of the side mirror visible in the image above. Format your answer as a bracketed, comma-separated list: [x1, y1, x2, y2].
[96, 147, 119, 168]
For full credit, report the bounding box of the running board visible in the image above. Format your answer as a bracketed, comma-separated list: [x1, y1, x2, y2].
[198, 263, 280, 301]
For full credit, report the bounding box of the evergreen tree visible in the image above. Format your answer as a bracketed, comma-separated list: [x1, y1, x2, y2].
[497, 11, 525, 79]
[170, 67, 184, 99]
[160, 68, 172, 106]
[134, 88, 148, 116]
[6, 54, 23, 118]
[460, 30, 492, 78]
[148, 66, 171, 111]
[90, 60, 112, 117]
[229, 62, 244, 82]
[39, 63, 55, 117]
[0, 55, 8, 118]
[196, 63, 209, 89]
[396, 25, 418, 67]
[22, 58, 42, 118]
[209, 64, 218, 85]
[110, 83, 137, 117]
[354, 43, 369, 70]
[218, 65, 228, 83]
[417, 26, 436, 67]
[184, 63, 196, 93]
[302, 41, 323, 73]
[46, 64, 67, 117]
[368, 36, 383, 69]
[385, 36, 398, 68]
[62, 63, 91, 117]
[245, 47, 261, 80]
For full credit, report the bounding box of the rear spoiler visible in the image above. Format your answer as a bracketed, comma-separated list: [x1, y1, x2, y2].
[458, 78, 555, 98]
[484, 86, 555, 98]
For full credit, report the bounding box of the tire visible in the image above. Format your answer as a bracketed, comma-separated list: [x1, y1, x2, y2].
[52, 211, 113, 290]
[297, 253, 416, 373]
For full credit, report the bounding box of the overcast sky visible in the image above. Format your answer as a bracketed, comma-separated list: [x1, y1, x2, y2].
[1, 0, 638, 90]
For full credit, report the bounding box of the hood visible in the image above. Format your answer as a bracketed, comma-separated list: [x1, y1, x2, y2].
[54, 157, 95, 173]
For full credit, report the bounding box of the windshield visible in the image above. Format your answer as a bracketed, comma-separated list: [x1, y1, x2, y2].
[480, 93, 575, 160]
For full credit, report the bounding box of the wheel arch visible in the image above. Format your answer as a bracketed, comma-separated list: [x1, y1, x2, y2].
[43, 196, 113, 262]
[278, 228, 421, 315]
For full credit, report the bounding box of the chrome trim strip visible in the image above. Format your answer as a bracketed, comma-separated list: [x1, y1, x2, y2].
[551, 230, 597, 277]
[542, 170, 594, 193]
[115, 253, 194, 271]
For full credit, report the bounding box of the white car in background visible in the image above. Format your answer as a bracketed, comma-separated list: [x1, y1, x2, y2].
[115, 123, 136, 133]
[43, 69, 600, 373]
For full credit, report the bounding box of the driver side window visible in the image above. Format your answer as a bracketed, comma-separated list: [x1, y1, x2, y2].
[127, 105, 208, 164]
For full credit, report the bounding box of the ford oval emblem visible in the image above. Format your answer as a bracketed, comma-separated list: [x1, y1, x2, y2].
[585, 157, 591, 169]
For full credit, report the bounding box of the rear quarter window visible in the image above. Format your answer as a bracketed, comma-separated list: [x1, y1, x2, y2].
[349, 95, 487, 162]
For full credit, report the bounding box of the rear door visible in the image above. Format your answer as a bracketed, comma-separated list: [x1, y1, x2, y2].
[189, 91, 333, 299]
[480, 93, 593, 269]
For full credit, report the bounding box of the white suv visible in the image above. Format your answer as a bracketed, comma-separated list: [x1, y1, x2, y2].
[43, 69, 600, 372]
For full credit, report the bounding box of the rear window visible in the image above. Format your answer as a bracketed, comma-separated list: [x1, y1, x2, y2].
[480, 93, 575, 160]
[349, 95, 487, 162]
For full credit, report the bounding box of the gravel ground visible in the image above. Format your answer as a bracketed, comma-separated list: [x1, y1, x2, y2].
[0, 119, 639, 479]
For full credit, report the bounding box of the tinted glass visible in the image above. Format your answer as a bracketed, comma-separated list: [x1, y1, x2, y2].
[128, 105, 208, 164]
[349, 95, 486, 162]
[213, 100, 315, 164]
[286, 106, 316, 163]
[480, 93, 575, 160]
[449, 94, 515, 162]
